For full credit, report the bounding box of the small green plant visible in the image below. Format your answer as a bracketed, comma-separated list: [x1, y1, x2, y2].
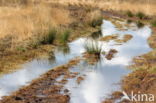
[16, 46, 27, 52]
[151, 20, 156, 27]
[127, 19, 132, 24]
[126, 11, 133, 17]
[136, 21, 144, 28]
[90, 17, 103, 28]
[84, 39, 102, 55]
[41, 29, 57, 44]
[136, 12, 145, 19]
[60, 29, 71, 44]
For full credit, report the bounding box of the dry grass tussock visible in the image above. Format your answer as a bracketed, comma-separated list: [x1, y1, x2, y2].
[0, 2, 72, 50]
[49, 0, 156, 16]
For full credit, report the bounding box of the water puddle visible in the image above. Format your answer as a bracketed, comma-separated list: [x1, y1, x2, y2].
[63, 20, 152, 103]
[0, 39, 83, 98]
[0, 19, 152, 103]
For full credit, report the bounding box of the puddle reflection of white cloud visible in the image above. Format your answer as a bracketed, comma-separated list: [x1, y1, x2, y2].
[105, 56, 130, 65]
[66, 20, 152, 103]
[135, 26, 151, 39]
[82, 72, 104, 103]
[69, 38, 86, 54]
[102, 20, 117, 36]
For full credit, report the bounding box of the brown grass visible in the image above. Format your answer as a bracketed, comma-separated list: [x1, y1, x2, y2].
[100, 35, 118, 42]
[115, 34, 133, 43]
[0, 1, 104, 51]
[48, 0, 156, 16]
[0, 2, 72, 50]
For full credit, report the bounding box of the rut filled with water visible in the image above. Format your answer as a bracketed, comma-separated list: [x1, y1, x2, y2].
[0, 19, 152, 103]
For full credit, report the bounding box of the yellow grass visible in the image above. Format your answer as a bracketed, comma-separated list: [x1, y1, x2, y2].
[1, 0, 156, 50]
[0, 1, 72, 49]
[48, 0, 156, 16]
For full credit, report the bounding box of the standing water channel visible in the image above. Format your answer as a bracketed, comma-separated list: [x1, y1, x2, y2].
[0, 19, 152, 103]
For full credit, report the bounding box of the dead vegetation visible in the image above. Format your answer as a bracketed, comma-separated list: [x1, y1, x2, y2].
[115, 34, 133, 43]
[49, 0, 156, 16]
[0, 1, 103, 74]
[100, 34, 133, 43]
[0, 3, 71, 50]
[100, 35, 118, 42]
[0, 1, 103, 51]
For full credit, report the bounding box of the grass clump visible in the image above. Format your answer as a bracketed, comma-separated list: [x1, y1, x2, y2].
[85, 10, 103, 28]
[151, 20, 156, 27]
[59, 29, 71, 45]
[136, 12, 146, 19]
[126, 11, 134, 17]
[84, 39, 102, 55]
[90, 17, 103, 28]
[136, 21, 144, 28]
[41, 29, 57, 44]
